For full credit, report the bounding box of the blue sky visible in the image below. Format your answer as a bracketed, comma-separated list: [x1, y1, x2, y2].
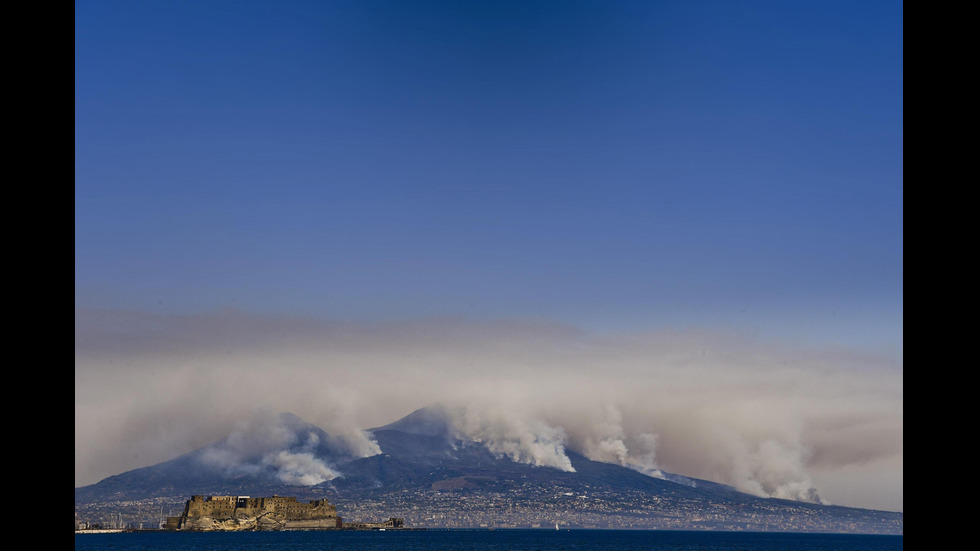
[75, 1, 902, 351]
[75, 1, 903, 511]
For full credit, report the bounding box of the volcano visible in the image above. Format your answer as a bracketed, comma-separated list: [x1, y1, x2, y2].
[74, 406, 902, 533]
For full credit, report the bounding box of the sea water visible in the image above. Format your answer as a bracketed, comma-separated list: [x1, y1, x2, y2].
[74, 529, 903, 550]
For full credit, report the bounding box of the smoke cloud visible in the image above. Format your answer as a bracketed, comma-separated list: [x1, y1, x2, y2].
[454, 406, 575, 472]
[194, 411, 357, 485]
[75, 309, 902, 511]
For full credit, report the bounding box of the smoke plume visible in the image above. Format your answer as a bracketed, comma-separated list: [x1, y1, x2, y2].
[75, 309, 902, 510]
[196, 412, 350, 485]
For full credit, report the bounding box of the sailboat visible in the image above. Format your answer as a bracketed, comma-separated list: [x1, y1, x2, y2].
[555, 521, 559, 531]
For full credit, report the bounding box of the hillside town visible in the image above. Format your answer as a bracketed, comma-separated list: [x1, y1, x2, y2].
[76, 478, 902, 535]
[332, 480, 901, 533]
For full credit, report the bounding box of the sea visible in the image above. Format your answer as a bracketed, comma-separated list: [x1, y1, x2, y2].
[74, 529, 903, 550]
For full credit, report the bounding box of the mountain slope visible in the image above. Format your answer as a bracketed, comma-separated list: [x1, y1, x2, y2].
[74, 407, 903, 534]
[74, 412, 356, 503]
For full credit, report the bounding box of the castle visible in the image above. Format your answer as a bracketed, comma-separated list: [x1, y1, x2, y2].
[165, 495, 342, 531]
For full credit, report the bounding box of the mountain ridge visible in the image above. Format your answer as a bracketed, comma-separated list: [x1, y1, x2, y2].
[74, 407, 902, 533]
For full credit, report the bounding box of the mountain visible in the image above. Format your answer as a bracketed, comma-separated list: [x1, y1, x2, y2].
[74, 407, 902, 534]
[75, 412, 357, 504]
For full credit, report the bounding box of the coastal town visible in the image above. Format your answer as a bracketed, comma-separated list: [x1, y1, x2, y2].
[75, 478, 902, 534]
[331, 481, 900, 533]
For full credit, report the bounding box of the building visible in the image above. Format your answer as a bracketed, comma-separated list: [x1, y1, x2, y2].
[167, 495, 342, 531]
[343, 517, 405, 530]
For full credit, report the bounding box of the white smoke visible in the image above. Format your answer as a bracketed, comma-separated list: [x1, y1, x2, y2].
[268, 449, 340, 486]
[197, 412, 342, 485]
[727, 436, 823, 503]
[570, 405, 630, 466]
[455, 406, 575, 472]
[443, 404, 671, 481]
[625, 433, 665, 478]
[441, 402, 822, 502]
[74, 309, 902, 510]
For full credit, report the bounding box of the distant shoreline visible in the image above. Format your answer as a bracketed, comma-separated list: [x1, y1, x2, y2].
[76, 527, 427, 534]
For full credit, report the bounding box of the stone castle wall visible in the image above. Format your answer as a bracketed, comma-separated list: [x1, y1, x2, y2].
[173, 495, 341, 531]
